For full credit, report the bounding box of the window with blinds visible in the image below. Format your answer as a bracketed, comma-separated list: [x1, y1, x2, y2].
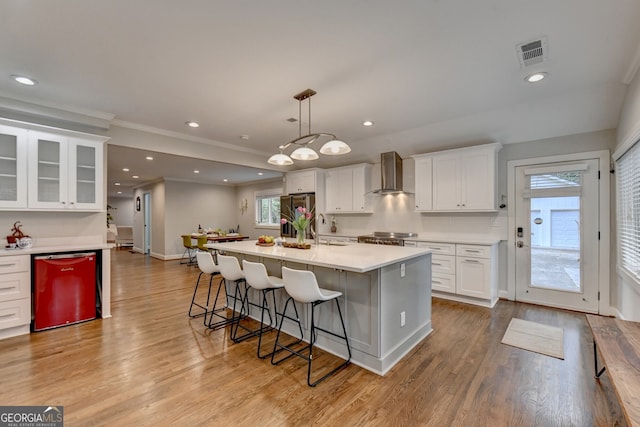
[617, 141, 640, 281]
[523, 164, 586, 199]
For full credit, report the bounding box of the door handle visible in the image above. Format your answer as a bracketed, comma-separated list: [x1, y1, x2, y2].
[516, 241, 524, 248]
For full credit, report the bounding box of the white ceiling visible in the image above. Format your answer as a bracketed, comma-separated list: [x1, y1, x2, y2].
[2, 1, 640, 197]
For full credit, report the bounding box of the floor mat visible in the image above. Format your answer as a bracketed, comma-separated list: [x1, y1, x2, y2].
[501, 318, 564, 359]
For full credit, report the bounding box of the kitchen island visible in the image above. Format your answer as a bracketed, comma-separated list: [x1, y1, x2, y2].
[206, 240, 432, 375]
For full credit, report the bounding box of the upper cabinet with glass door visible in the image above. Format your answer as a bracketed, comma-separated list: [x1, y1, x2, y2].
[28, 132, 105, 211]
[0, 125, 28, 208]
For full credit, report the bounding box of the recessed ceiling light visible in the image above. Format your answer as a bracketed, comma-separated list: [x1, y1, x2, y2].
[525, 72, 547, 83]
[185, 121, 200, 128]
[363, 120, 374, 127]
[122, 168, 129, 172]
[223, 179, 228, 182]
[132, 175, 139, 179]
[258, 172, 264, 176]
[117, 191, 122, 194]
[114, 182, 121, 186]
[11, 75, 37, 86]
[240, 135, 250, 140]
[193, 170, 200, 174]
[145, 156, 154, 160]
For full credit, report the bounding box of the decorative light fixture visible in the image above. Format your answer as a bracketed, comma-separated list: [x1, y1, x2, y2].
[268, 89, 350, 165]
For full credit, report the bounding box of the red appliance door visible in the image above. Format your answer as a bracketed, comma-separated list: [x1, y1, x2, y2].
[34, 252, 96, 331]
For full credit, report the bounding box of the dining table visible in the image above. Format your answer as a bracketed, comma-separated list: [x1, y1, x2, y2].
[182, 233, 250, 243]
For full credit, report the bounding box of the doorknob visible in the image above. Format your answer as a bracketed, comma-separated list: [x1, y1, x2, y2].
[516, 241, 524, 248]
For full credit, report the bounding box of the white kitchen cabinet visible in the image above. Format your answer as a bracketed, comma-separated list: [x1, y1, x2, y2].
[28, 132, 105, 210]
[455, 244, 498, 303]
[416, 241, 456, 293]
[412, 156, 432, 211]
[285, 169, 318, 194]
[0, 254, 31, 339]
[0, 125, 28, 208]
[325, 163, 372, 213]
[429, 143, 501, 212]
[413, 240, 499, 307]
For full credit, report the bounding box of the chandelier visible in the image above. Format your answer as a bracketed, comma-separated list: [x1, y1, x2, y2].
[268, 89, 351, 165]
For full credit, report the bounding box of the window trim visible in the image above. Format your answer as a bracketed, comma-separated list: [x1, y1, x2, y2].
[254, 188, 282, 229]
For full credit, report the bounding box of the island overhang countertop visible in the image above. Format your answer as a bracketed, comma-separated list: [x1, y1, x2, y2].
[205, 240, 432, 273]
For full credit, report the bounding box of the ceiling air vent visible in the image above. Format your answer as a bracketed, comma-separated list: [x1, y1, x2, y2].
[516, 37, 547, 68]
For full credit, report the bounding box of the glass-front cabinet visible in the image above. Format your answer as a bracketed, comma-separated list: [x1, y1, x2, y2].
[0, 119, 107, 211]
[0, 125, 28, 208]
[28, 132, 104, 210]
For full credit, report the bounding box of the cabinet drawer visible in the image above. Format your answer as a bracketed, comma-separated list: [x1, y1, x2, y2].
[0, 271, 30, 302]
[0, 298, 31, 329]
[417, 241, 456, 255]
[431, 254, 455, 275]
[456, 244, 491, 258]
[0, 255, 29, 274]
[432, 273, 455, 293]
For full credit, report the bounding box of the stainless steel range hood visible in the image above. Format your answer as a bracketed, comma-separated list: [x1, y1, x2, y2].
[373, 151, 404, 194]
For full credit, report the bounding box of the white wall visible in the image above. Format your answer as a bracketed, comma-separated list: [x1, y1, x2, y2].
[0, 211, 104, 247]
[235, 130, 615, 298]
[613, 69, 640, 321]
[107, 197, 134, 226]
[163, 180, 237, 258]
[236, 178, 284, 239]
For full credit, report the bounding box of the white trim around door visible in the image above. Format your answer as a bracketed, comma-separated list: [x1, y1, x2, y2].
[507, 150, 611, 315]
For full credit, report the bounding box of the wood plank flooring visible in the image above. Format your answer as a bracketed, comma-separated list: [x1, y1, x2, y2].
[0, 248, 626, 426]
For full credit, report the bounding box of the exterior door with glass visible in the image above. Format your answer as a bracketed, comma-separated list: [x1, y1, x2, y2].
[514, 159, 599, 313]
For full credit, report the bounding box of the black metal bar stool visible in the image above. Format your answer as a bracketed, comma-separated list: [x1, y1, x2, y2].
[213, 254, 248, 331]
[271, 266, 351, 387]
[236, 260, 303, 358]
[189, 251, 220, 319]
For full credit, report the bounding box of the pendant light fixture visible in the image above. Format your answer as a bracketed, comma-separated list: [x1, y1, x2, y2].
[268, 89, 350, 165]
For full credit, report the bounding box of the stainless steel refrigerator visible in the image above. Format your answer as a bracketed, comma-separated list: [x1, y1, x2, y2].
[280, 193, 315, 239]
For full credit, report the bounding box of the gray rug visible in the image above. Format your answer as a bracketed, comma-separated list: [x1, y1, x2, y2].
[501, 318, 564, 359]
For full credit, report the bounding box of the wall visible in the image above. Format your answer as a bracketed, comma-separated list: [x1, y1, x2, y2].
[163, 180, 237, 258]
[236, 178, 284, 239]
[0, 211, 104, 247]
[235, 130, 615, 298]
[107, 197, 133, 226]
[613, 69, 640, 321]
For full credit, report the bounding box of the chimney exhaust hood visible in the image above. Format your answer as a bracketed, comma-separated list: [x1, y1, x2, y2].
[373, 151, 405, 194]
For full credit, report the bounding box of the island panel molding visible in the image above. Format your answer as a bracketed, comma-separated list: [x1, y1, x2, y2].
[207, 240, 432, 375]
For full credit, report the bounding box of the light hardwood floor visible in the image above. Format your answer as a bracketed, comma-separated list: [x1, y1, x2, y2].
[0, 248, 625, 426]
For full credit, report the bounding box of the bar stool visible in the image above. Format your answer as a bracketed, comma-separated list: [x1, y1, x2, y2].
[271, 267, 351, 387]
[180, 235, 197, 265]
[189, 252, 228, 327]
[238, 260, 303, 358]
[213, 254, 248, 331]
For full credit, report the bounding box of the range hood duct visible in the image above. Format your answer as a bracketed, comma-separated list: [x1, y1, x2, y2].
[373, 151, 404, 194]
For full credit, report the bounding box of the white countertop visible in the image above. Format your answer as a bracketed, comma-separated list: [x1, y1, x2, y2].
[0, 243, 112, 257]
[206, 240, 431, 273]
[404, 235, 502, 245]
[319, 233, 502, 246]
